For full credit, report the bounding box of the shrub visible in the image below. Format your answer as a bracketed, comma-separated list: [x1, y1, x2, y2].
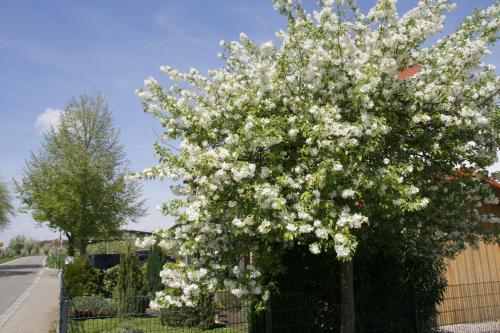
[249, 240, 447, 333]
[160, 292, 215, 329]
[87, 239, 135, 255]
[63, 257, 100, 297]
[70, 295, 117, 318]
[116, 244, 148, 314]
[101, 265, 120, 298]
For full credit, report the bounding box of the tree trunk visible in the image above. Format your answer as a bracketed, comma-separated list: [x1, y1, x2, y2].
[340, 260, 355, 333]
[65, 232, 75, 257]
[79, 240, 88, 257]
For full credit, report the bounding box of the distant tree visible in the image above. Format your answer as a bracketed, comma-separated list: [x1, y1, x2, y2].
[8, 235, 27, 255]
[42, 242, 52, 255]
[0, 177, 14, 232]
[24, 238, 41, 256]
[17, 93, 146, 256]
[24, 238, 34, 255]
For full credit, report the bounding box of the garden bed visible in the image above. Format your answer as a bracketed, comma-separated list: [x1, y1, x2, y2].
[68, 316, 247, 333]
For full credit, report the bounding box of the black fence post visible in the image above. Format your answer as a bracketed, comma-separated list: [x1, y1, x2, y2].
[59, 272, 69, 333]
[59, 297, 69, 333]
[414, 291, 421, 333]
[265, 296, 272, 333]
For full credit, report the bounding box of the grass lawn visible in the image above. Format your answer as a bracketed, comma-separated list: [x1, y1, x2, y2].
[68, 316, 247, 333]
[0, 256, 22, 264]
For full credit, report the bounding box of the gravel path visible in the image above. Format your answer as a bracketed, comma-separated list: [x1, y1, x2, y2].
[433, 321, 500, 333]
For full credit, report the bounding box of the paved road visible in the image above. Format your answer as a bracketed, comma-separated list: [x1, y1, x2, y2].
[0, 256, 60, 333]
[0, 256, 45, 315]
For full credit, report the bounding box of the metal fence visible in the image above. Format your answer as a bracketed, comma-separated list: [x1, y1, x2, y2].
[434, 282, 500, 333]
[61, 292, 252, 333]
[59, 282, 500, 333]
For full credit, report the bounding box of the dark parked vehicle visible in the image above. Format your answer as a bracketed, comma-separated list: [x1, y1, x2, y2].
[89, 254, 121, 270]
[136, 249, 149, 263]
[89, 250, 175, 269]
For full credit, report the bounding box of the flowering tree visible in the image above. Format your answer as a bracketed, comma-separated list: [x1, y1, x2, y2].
[136, 0, 499, 331]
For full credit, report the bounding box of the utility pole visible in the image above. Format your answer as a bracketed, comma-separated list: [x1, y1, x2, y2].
[58, 229, 63, 271]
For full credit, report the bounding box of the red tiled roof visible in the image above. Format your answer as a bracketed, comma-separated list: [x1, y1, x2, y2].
[397, 65, 422, 80]
[444, 169, 500, 191]
[485, 177, 500, 190]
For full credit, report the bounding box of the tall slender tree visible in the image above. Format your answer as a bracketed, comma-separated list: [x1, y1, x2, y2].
[17, 93, 146, 256]
[116, 244, 148, 314]
[146, 244, 169, 296]
[0, 177, 13, 232]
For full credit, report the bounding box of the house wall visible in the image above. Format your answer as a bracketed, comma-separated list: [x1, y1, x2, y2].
[437, 190, 500, 325]
[437, 240, 500, 326]
[445, 185, 500, 285]
[445, 240, 500, 285]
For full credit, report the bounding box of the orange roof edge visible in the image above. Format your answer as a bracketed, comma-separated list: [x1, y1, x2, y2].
[485, 177, 500, 190]
[446, 168, 500, 190]
[397, 65, 422, 80]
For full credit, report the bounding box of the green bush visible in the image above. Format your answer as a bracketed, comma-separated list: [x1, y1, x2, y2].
[101, 265, 120, 298]
[116, 245, 148, 314]
[160, 292, 215, 329]
[63, 257, 100, 297]
[249, 236, 447, 333]
[87, 240, 135, 255]
[67, 316, 243, 333]
[70, 295, 117, 318]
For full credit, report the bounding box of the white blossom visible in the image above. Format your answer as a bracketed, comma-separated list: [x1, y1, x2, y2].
[260, 41, 275, 57]
[309, 243, 321, 254]
[136, 0, 500, 308]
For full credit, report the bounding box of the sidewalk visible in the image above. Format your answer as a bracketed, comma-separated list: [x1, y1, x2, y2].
[0, 268, 60, 333]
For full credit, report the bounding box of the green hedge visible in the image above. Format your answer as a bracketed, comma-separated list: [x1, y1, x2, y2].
[63, 257, 100, 297]
[101, 265, 119, 298]
[249, 238, 446, 333]
[68, 317, 243, 333]
[160, 292, 215, 330]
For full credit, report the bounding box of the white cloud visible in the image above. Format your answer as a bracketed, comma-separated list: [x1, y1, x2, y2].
[34, 108, 62, 134]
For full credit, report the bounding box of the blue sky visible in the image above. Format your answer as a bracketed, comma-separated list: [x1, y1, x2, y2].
[0, 0, 498, 245]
